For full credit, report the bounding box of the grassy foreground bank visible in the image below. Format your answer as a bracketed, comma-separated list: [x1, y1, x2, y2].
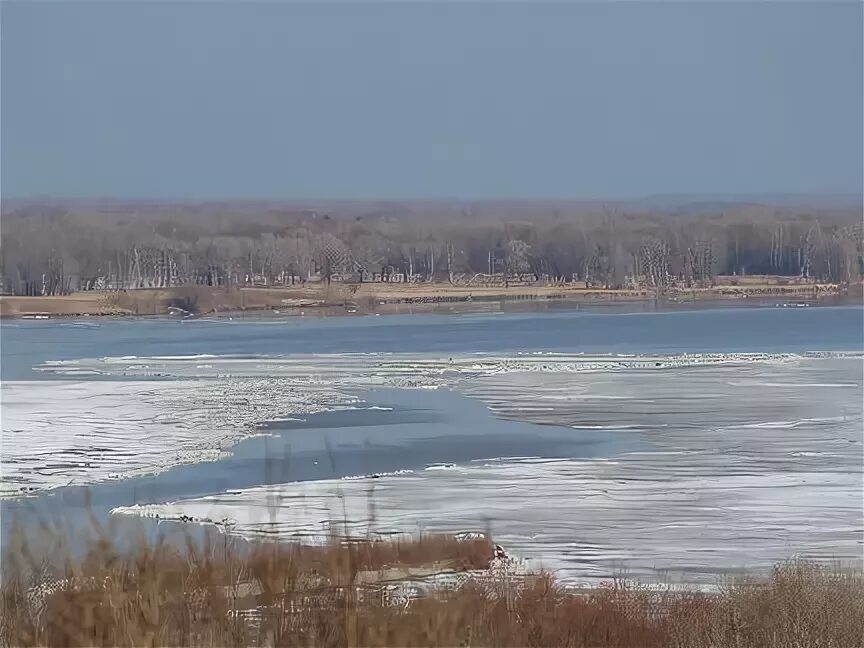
[2, 523, 861, 648]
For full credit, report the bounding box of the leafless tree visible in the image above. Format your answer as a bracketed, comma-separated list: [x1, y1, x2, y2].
[1, 199, 860, 295]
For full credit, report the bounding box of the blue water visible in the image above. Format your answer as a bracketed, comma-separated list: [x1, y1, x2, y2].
[3, 302, 862, 381]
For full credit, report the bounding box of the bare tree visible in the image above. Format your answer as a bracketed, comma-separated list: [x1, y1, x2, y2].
[1, 199, 860, 295]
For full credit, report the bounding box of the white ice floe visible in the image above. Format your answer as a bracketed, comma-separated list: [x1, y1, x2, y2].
[35, 350, 862, 383]
[425, 463, 457, 471]
[104, 353, 863, 586]
[111, 454, 861, 586]
[112, 449, 862, 587]
[0, 378, 359, 497]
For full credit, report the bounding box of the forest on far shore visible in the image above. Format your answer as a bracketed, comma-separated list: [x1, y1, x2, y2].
[1, 198, 862, 296]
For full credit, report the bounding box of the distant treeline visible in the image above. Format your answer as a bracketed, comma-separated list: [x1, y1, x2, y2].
[1, 199, 861, 295]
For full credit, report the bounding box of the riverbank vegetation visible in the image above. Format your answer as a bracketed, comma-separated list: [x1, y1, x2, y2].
[2, 198, 861, 297]
[2, 522, 861, 647]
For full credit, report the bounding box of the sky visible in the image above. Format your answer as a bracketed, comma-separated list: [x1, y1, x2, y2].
[2, 1, 862, 201]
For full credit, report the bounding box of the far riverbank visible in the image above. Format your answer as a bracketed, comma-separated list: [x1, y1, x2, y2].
[0, 279, 852, 319]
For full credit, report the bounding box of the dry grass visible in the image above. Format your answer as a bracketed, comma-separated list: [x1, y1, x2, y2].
[0, 278, 843, 318]
[1, 521, 862, 648]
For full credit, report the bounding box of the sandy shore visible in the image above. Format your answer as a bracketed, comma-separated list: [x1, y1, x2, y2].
[0, 281, 846, 318]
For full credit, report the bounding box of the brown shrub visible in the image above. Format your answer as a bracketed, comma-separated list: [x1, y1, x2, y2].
[2, 522, 861, 648]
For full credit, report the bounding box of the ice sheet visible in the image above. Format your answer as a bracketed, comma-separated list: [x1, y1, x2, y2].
[112, 452, 861, 586]
[105, 354, 863, 585]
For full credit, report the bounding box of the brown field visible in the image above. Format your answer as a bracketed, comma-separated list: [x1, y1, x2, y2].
[2, 521, 861, 648]
[0, 279, 842, 319]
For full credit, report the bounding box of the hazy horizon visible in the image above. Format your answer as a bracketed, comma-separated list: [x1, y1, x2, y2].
[4, 191, 862, 208]
[3, 2, 862, 201]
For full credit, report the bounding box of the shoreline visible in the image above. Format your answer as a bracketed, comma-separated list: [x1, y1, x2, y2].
[0, 280, 851, 319]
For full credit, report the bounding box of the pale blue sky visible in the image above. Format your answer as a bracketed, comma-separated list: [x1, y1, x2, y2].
[2, 1, 861, 200]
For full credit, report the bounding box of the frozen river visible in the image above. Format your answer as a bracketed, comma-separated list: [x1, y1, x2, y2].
[2, 302, 862, 585]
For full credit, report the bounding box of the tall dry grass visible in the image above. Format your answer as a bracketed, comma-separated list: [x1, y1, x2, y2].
[1, 520, 861, 648]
